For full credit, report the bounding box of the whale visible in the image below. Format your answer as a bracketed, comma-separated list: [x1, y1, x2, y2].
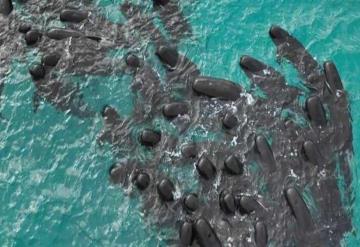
[124, 53, 164, 121]
[59, 9, 89, 23]
[29, 63, 95, 119]
[104, 27, 353, 246]
[0, 0, 12, 16]
[0, 0, 353, 245]
[152, 0, 192, 41]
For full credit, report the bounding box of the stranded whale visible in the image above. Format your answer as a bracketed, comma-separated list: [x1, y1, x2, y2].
[103, 26, 352, 246]
[29, 63, 95, 118]
[0, 1, 353, 246]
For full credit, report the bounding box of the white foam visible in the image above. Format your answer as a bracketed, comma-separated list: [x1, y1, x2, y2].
[230, 136, 237, 146]
[174, 185, 182, 199]
[290, 169, 299, 179]
[241, 92, 255, 105]
[263, 68, 271, 75]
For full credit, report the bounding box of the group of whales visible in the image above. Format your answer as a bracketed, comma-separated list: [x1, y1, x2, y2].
[0, 0, 353, 246]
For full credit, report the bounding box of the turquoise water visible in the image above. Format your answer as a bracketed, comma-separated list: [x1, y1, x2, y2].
[1, 0, 360, 246]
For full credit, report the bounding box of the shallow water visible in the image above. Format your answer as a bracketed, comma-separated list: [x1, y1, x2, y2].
[0, 0, 360, 246]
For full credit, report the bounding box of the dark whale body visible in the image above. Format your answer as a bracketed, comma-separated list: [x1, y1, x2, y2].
[30, 63, 95, 119]
[0, 0, 13, 16]
[152, 0, 192, 41]
[60, 9, 89, 23]
[31, 77, 95, 119]
[102, 26, 353, 247]
[0, 1, 353, 246]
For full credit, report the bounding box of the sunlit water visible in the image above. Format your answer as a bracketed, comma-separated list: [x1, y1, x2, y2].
[1, 0, 360, 246]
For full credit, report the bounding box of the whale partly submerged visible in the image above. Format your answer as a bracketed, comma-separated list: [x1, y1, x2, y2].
[0, 0, 353, 246]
